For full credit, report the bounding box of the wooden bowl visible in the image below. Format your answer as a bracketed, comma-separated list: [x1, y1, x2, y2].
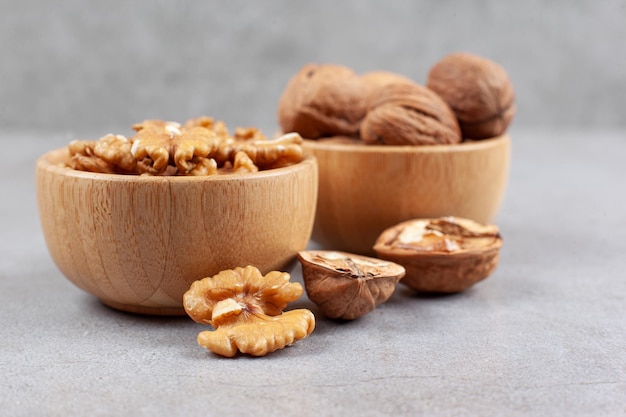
[302, 135, 510, 255]
[35, 148, 318, 315]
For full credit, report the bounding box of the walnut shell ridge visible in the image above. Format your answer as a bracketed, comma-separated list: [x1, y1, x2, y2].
[360, 81, 462, 146]
[361, 71, 415, 109]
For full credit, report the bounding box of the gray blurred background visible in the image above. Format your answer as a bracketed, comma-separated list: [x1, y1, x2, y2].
[1, 0, 625, 137]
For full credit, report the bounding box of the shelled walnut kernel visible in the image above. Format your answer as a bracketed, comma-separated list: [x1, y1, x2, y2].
[183, 266, 315, 357]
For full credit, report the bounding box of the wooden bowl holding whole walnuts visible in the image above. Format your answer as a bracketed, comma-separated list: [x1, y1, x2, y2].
[303, 135, 510, 254]
[277, 54, 514, 255]
[35, 118, 318, 315]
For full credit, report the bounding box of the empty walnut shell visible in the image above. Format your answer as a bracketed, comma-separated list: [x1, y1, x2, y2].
[360, 81, 462, 146]
[297, 250, 405, 320]
[277, 63, 367, 139]
[373, 217, 502, 293]
[426, 52, 515, 140]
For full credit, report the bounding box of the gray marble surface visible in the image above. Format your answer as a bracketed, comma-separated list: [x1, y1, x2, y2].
[1, 127, 625, 416]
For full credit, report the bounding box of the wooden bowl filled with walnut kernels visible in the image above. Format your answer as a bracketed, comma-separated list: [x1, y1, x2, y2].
[36, 129, 318, 315]
[303, 135, 510, 255]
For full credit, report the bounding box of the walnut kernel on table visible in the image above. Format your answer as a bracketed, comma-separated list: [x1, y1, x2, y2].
[67, 117, 304, 176]
[183, 266, 315, 357]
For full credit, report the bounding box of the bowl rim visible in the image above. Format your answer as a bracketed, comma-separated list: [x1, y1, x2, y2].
[302, 133, 510, 154]
[36, 147, 317, 182]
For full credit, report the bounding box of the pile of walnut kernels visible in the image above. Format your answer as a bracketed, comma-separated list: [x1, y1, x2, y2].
[67, 116, 304, 176]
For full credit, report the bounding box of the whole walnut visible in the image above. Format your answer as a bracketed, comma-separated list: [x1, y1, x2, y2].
[426, 52, 515, 140]
[361, 71, 415, 109]
[277, 63, 367, 139]
[360, 81, 462, 146]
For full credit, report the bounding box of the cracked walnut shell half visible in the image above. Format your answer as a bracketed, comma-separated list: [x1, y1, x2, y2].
[183, 266, 315, 357]
[297, 250, 405, 320]
[373, 217, 502, 293]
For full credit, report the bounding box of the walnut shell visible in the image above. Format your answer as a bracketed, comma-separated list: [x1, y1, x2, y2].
[297, 250, 405, 320]
[361, 71, 414, 109]
[426, 52, 515, 139]
[373, 217, 502, 293]
[360, 81, 462, 146]
[277, 63, 367, 139]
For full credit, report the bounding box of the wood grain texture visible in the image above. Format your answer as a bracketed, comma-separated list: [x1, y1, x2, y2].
[36, 148, 318, 315]
[303, 135, 510, 255]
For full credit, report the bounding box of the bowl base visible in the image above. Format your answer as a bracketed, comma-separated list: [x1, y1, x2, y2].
[100, 299, 186, 316]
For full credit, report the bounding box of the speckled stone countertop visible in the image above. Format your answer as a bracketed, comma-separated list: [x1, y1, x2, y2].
[1, 128, 625, 417]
